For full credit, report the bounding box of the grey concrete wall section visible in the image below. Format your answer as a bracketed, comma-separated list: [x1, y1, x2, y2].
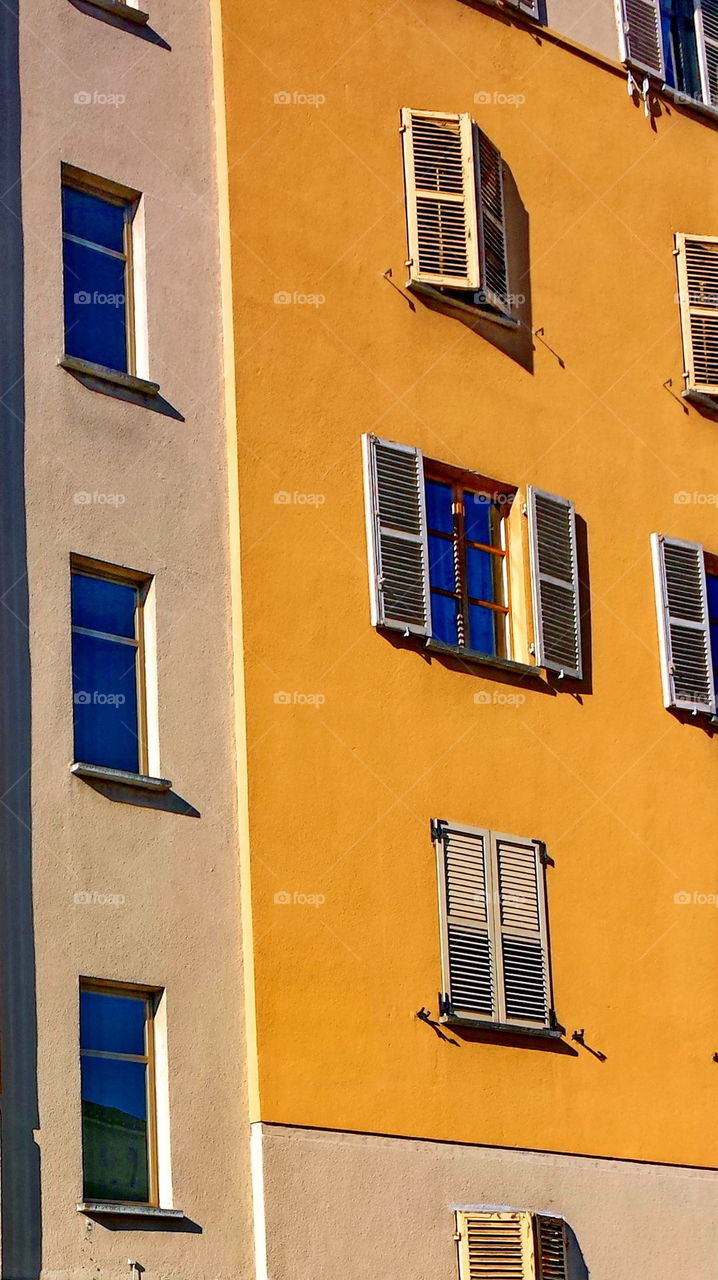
[547, 0, 621, 62]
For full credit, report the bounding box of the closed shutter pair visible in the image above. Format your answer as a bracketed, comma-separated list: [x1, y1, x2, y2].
[362, 434, 583, 679]
[456, 1210, 567, 1280]
[618, 0, 718, 107]
[434, 821, 553, 1030]
[652, 533, 716, 715]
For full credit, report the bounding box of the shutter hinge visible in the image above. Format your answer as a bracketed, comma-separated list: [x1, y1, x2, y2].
[430, 818, 445, 843]
[399, 123, 407, 133]
[522, 502, 528, 516]
[529, 642, 536, 656]
[452, 1231, 462, 1242]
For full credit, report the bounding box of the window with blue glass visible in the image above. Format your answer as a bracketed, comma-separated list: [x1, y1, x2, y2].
[80, 982, 158, 1205]
[425, 468, 512, 659]
[661, 0, 717, 107]
[62, 173, 136, 374]
[71, 563, 148, 775]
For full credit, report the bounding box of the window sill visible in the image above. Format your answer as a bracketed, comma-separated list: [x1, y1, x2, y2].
[77, 1201, 183, 1219]
[76, 0, 150, 24]
[59, 355, 160, 397]
[441, 1016, 563, 1039]
[407, 281, 519, 330]
[425, 638, 542, 679]
[661, 85, 718, 126]
[682, 388, 718, 411]
[71, 762, 172, 792]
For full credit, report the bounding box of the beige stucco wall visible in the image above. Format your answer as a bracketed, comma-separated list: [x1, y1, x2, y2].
[547, 0, 620, 62]
[6, 1, 252, 1277]
[259, 1123, 718, 1280]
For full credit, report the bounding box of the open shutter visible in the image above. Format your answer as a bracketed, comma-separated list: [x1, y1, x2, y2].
[536, 1217, 568, 1280]
[651, 533, 715, 714]
[696, 0, 718, 107]
[476, 131, 510, 313]
[435, 821, 497, 1023]
[675, 234, 718, 395]
[616, 0, 665, 78]
[457, 1211, 535, 1280]
[504, 0, 541, 17]
[526, 487, 582, 679]
[401, 109, 480, 290]
[494, 835, 551, 1028]
[362, 435, 430, 636]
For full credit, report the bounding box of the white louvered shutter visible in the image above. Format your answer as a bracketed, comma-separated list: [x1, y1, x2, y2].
[435, 822, 497, 1022]
[457, 1211, 535, 1280]
[526, 487, 582, 679]
[476, 131, 510, 313]
[696, 0, 718, 107]
[401, 109, 480, 290]
[494, 835, 551, 1028]
[675, 234, 718, 395]
[650, 534, 715, 714]
[504, 0, 541, 17]
[536, 1217, 568, 1280]
[362, 434, 431, 636]
[616, 0, 665, 78]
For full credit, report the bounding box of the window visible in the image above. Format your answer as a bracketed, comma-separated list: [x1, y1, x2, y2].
[71, 560, 150, 775]
[652, 533, 718, 715]
[675, 233, 718, 396]
[618, 0, 718, 108]
[434, 820, 555, 1033]
[80, 981, 159, 1205]
[62, 169, 139, 375]
[400, 109, 513, 321]
[455, 1211, 567, 1280]
[362, 434, 583, 679]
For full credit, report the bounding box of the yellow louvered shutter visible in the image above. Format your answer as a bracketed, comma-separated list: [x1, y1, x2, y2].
[675, 234, 718, 395]
[526, 487, 582, 680]
[457, 1211, 535, 1280]
[362, 434, 431, 636]
[494, 834, 552, 1029]
[401, 109, 480, 290]
[435, 821, 498, 1023]
[476, 132, 510, 313]
[535, 1216, 568, 1280]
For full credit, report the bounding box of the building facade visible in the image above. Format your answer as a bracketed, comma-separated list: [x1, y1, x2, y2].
[215, 0, 718, 1276]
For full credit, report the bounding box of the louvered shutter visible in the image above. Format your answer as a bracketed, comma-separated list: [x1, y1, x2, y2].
[504, 0, 541, 18]
[457, 1211, 535, 1280]
[435, 822, 497, 1022]
[536, 1217, 568, 1280]
[616, 0, 665, 78]
[650, 533, 715, 714]
[696, 0, 718, 107]
[401, 109, 480, 290]
[526, 487, 582, 679]
[476, 131, 510, 312]
[675, 234, 718, 395]
[494, 835, 551, 1028]
[362, 434, 431, 636]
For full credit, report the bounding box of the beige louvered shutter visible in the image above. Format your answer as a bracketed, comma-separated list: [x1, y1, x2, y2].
[696, 1, 718, 107]
[362, 434, 431, 636]
[401, 109, 480, 290]
[476, 132, 510, 313]
[616, 0, 665, 78]
[493, 834, 552, 1029]
[536, 1217, 568, 1280]
[435, 821, 498, 1023]
[650, 533, 715, 714]
[526, 487, 582, 679]
[457, 1211, 535, 1280]
[675, 234, 718, 395]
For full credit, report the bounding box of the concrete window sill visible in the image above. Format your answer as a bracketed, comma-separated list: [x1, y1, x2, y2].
[75, 0, 150, 24]
[77, 1201, 183, 1219]
[408, 281, 520, 330]
[59, 355, 160, 397]
[71, 762, 172, 792]
[425, 638, 542, 680]
[441, 1016, 563, 1039]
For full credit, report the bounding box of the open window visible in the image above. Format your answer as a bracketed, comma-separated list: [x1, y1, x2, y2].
[455, 1211, 567, 1280]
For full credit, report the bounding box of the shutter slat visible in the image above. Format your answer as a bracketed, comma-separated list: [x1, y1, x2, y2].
[527, 487, 582, 678]
[362, 435, 431, 636]
[401, 109, 480, 289]
[496, 837, 550, 1026]
[651, 534, 715, 714]
[617, 0, 665, 78]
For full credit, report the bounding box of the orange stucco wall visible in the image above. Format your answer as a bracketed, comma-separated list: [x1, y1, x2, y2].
[221, 0, 718, 1167]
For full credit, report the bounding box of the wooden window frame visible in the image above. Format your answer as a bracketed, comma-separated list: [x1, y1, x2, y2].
[79, 977, 160, 1208]
[70, 555, 151, 776]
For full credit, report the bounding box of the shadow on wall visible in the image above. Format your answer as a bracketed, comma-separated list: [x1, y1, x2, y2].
[0, 2, 42, 1275]
[566, 1223, 590, 1278]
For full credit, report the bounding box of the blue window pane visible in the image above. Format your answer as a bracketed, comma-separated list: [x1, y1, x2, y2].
[469, 604, 498, 656]
[63, 239, 127, 371]
[711, 622, 718, 693]
[81, 991, 146, 1056]
[425, 479, 453, 534]
[464, 491, 493, 545]
[431, 592, 459, 645]
[81, 1057, 149, 1202]
[467, 546, 498, 603]
[707, 573, 718, 620]
[428, 534, 456, 592]
[62, 185, 126, 253]
[72, 632, 139, 772]
[72, 574, 137, 639]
